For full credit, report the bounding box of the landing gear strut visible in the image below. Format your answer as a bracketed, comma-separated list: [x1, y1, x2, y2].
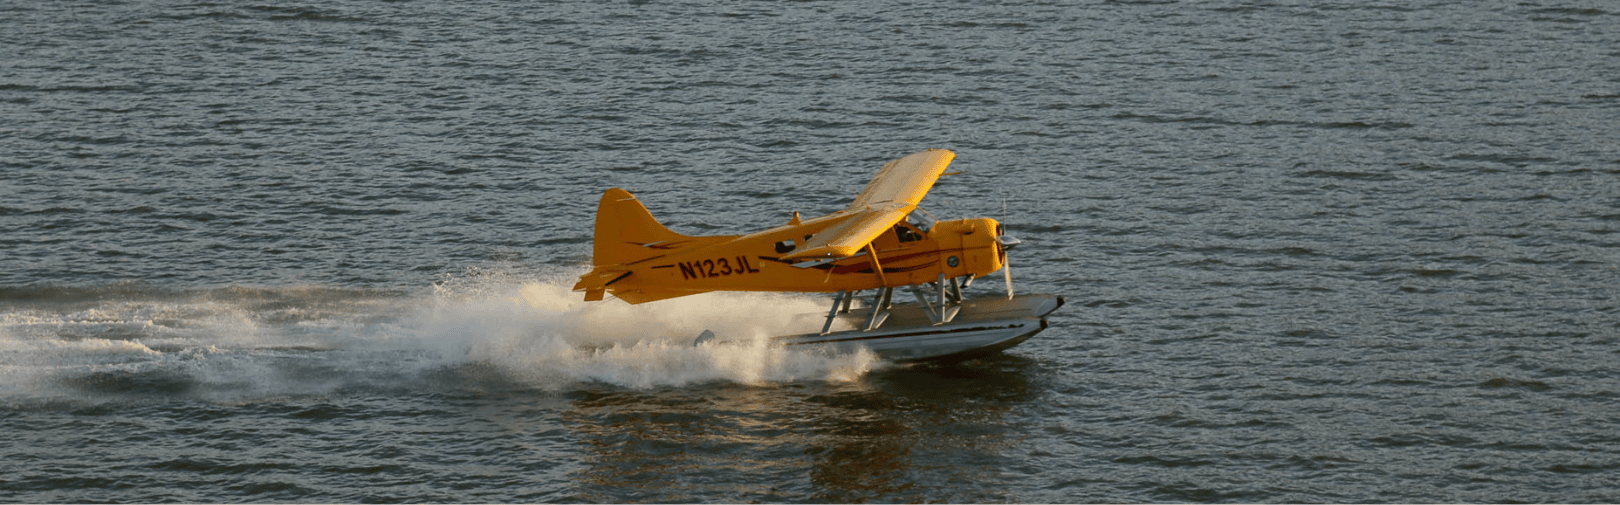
[819, 274, 977, 334]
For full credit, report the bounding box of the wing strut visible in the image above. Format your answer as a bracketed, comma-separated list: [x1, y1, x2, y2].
[865, 243, 888, 287]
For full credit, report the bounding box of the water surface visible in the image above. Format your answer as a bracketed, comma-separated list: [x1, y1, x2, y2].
[3, 0, 1618, 502]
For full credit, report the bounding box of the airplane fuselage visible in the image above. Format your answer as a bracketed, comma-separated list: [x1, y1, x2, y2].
[598, 213, 1008, 303]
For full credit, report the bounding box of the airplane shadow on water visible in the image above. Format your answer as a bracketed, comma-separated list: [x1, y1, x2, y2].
[559, 354, 1045, 503]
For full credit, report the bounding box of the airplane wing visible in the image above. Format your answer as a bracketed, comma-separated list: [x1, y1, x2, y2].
[845, 149, 956, 213]
[781, 149, 955, 260]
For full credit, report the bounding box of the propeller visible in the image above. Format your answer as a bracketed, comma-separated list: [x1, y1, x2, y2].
[997, 196, 1021, 300]
[996, 225, 1021, 300]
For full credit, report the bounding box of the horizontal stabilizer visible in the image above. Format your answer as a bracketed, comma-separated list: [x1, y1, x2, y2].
[573, 269, 630, 301]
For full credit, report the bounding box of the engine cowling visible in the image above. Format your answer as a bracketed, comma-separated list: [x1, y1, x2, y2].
[930, 217, 1006, 279]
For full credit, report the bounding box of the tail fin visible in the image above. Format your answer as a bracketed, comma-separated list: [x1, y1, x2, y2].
[591, 188, 690, 267]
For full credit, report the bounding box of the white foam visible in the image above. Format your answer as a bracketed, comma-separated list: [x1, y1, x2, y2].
[0, 271, 880, 401]
[390, 274, 876, 389]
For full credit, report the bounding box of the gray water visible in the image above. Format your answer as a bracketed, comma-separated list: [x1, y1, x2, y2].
[3, 0, 1619, 502]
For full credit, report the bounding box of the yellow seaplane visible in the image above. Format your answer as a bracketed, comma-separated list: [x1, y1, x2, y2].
[573, 149, 1064, 362]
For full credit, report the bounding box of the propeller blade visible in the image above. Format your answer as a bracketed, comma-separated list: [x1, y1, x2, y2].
[1003, 254, 1014, 300]
[999, 198, 1017, 300]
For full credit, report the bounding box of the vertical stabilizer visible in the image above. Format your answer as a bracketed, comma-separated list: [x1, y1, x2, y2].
[592, 188, 690, 267]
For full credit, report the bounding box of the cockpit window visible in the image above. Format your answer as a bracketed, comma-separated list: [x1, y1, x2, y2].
[908, 208, 936, 232]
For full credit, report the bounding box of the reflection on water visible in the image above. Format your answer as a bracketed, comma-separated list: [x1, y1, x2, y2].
[562, 356, 1042, 503]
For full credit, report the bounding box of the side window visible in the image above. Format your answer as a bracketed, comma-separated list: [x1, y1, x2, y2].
[775, 240, 796, 254]
[895, 224, 922, 243]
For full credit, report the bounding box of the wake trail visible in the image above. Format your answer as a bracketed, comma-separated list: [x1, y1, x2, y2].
[0, 271, 877, 402]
